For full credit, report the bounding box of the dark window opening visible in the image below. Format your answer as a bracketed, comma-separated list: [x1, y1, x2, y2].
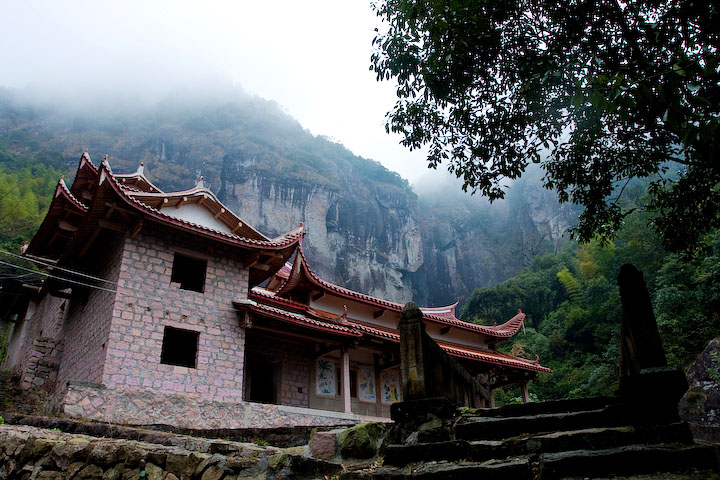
[350, 370, 358, 398]
[171, 253, 207, 293]
[336, 368, 358, 398]
[247, 359, 278, 404]
[160, 326, 199, 368]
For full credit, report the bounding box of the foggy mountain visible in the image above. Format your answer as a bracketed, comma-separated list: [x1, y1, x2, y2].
[0, 87, 578, 307]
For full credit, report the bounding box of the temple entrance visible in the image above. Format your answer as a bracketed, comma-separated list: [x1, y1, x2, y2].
[246, 359, 278, 404]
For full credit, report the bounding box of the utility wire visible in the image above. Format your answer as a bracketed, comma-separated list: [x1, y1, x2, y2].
[0, 259, 118, 294]
[0, 257, 249, 315]
[0, 249, 119, 286]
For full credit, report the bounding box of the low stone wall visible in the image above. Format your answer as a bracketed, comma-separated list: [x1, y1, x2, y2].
[0, 424, 340, 480]
[19, 337, 62, 392]
[60, 381, 390, 429]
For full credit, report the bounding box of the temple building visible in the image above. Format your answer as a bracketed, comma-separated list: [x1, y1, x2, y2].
[1, 152, 550, 428]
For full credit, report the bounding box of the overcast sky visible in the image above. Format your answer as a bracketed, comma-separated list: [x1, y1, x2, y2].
[0, 0, 437, 183]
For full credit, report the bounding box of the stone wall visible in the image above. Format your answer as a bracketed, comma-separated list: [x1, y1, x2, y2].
[59, 381, 389, 429]
[18, 337, 62, 392]
[4, 295, 66, 390]
[0, 424, 341, 480]
[55, 234, 125, 391]
[103, 223, 248, 404]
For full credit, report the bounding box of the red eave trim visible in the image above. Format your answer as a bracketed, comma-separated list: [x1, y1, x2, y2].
[247, 302, 362, 337]
[250, 287, 309, 312]
[440, 343, 552, 373]
[276, 247, 527, 338]
[348, 320, 400, 342]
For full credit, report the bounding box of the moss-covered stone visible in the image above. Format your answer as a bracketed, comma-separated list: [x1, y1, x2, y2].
[339, 423, 387, 459]
[267, 452, 290, 470]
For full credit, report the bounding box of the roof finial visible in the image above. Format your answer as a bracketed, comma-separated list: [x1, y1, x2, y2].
[341, 305, 348, 324]
[20, 241, 29, 255]
[137, 162, 144, 175]
[84, 148, 89, 153]
[103, 154, 109, 163]
[196, 175, 204, 189]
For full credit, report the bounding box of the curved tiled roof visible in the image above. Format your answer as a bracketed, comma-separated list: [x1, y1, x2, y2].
[275, 245, 527, 338]
[347, 320, 400, 341]
[115, 163, 164, 193]
[248, 287, 549, 373]
[78, 150, 98, 173]
[243, 293, 549, 373]
[250, 287, 309, 312]
[99, 159, 305, 250]
[244, 301, 362, 337]
[124, 178, 268, 241]
[420, 302, 459, 319]
[439, 342, 552, 374]
[56, 178, 89, 212]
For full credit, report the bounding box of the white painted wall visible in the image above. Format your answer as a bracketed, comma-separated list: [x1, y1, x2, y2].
[161, 203, 232, 234]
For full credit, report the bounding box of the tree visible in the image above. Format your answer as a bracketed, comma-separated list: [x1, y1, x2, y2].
[371, 0, 720, 252]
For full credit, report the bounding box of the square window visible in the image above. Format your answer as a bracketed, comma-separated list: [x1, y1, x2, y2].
[171, 253, 207, 293]
[160, 326, 199, 368]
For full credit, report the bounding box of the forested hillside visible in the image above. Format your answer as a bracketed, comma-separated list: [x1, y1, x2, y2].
[462, 188, 720, 403]
[0, 145, 64, 252]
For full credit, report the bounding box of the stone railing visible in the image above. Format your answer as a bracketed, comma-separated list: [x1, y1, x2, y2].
[398, 302, 489, 408]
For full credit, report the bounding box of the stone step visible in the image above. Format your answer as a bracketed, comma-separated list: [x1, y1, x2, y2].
[384, 422, 694, 466]
[383, 440, 471, 466]
[341, 458, 532, 479]
[465, 396, 619, 419]
[469, 421, 695, 463]
[456, 405, 625, 441]
[537, 443, 720, 479]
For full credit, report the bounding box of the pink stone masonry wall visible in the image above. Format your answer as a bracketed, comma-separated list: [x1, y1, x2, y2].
[55, 234, 125, 391]
[103, 223, 248, 404]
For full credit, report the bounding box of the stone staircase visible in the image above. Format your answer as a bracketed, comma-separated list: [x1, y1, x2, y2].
[343, 397, 720, 479]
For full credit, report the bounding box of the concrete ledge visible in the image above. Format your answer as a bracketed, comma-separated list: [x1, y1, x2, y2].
[62, 382, 390, 429]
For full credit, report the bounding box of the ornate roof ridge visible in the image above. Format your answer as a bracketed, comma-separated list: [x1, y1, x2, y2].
[56, 177, 89, 212]
[78, 149, 98, 173]
[114, 162, 164, 194]
[123, 176, 270, 242]
[98, 160, 304, 250]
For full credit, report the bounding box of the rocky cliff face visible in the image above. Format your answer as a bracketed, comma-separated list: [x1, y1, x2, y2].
[218, 158, 423, 302]
[0, 92, 577, 308]
[217, 160, 575, 306]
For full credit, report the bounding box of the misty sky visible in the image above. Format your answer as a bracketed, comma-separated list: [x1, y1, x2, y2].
[0, 0, 434, 182]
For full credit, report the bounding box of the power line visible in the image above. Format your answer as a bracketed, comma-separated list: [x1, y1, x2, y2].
[0, 257, 248, 315]
[0, 259, 118, 294]
[0, 249, 118, 286]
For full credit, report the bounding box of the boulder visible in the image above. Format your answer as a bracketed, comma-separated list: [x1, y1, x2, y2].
[339, 423, 387, 459]
[679, 338, 720, 443]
